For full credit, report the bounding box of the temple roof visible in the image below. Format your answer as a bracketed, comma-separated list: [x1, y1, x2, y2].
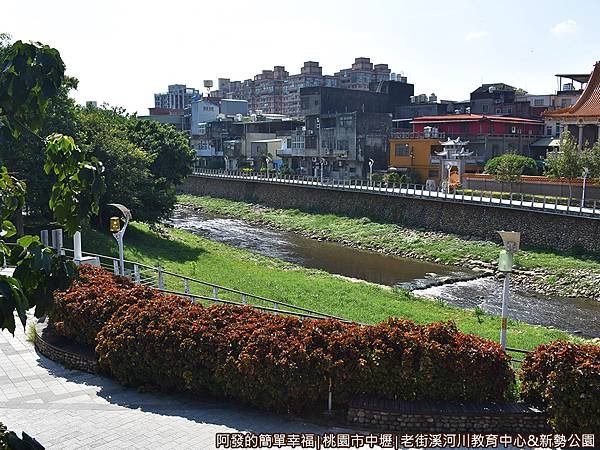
[545, 62, 600, 119]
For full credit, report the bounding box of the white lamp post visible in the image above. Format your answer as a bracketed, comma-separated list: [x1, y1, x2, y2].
[320, 157, 326, 183]
[581, 167, 589, 212]
[368, 159, 374, 186]
[497, 230, 520, 350]
[224, 155, 229, 172]
[108, 203, 131, 276]
[265, 156, 272, 179]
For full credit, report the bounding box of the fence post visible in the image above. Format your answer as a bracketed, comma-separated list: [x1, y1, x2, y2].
[543, 196, 546, 210]
[113, 259, 119, 275]
[242, 294, 247, 305]
[157, 266, 164, 290]
[133, 264, 140, 284]
[184, 279, 190, 299]
[40, 229, 49, 247]
[594, 200, 597, 215]
[273, 301, 278, 315]
[212, 286, 218, 300]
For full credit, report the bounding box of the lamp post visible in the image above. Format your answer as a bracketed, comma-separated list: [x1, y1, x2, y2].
[224, 155, 229, 172]
[581, 167, 589, 212]
[265, 156, 272, 179]
[109, 203, 131, 276]
[368, 159, 374, 186]
[497, 230, 520, 350]
[320, 157, 326, 183]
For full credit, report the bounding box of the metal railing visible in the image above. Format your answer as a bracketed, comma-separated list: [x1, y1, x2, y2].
[191, 168, 600, 219]
[62, 248, 350, 323]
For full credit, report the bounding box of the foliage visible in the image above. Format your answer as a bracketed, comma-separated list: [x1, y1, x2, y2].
[44, 134, 105, 235]
[485, 153, 537, 185]
[51, 265, 145, 346]
[76, 107, 192, 223]
[0, 40, 65, 140]
[521, 341, 600, 433]
[55, 268, 515, 413]
[0, 38, 103, 332]
[544, 131, 584, 197]
[520, 341, 600, 433]
[0, 421, 5, 450]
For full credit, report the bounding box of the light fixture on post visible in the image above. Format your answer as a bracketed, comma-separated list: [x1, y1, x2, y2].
[265, 156, 272, 179]
[108, 203, 131, 276]
[497, 230, 520, 350]
[581, 167, 589, 212]
[368, 158, 374, 186]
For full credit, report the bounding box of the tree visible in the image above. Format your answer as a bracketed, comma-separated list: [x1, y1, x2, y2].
[544, 131, 584, 198]
[77, 106, 194, 223]
[0, 39, 104, 333]
[484, 153, 538, 177]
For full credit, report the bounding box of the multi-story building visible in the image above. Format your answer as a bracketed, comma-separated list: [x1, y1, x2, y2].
[334, 57, 391, 90]
[469, 83, 533, 118]
[154, 84, 199, 110]
[212, 57, 394, 117]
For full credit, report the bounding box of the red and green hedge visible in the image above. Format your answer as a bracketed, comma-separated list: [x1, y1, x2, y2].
[52, 267, 515, 413]
[520, 341, 600, 433]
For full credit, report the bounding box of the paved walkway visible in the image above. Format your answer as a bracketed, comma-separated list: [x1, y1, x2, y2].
[0, 317, 337, 450]
[0, 317, 539, 450]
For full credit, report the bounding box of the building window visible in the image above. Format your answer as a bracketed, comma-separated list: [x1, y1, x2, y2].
[496, 108, 502, 114]
[505, 107, 512, 114]
[546, 127, 553, 136]
[482, 104, 489, 113]
[395, 143, 410, 156]
[428, 170, 438, 178]
[534, 99, 544, 106]
[561, 98, 571, 108]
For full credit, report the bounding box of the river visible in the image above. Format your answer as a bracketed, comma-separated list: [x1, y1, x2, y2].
[169, 206, 600, 338]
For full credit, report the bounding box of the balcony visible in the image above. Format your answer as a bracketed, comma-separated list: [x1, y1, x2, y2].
[196, 148, 222, 157]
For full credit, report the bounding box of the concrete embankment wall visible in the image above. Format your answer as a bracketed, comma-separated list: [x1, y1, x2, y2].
[181, 175, 600, 253]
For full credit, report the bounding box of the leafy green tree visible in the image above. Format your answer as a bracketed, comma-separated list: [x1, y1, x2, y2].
[0, 39, 104, 333]
[545, 131, 584, 198]
[77, 106, 193, 223]
[484, 153, 538, 177]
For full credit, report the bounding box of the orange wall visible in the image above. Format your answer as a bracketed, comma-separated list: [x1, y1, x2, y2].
[389, 138, 440, 182]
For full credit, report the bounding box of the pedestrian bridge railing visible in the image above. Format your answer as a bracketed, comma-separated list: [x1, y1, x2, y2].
[192, 168, 600, 219]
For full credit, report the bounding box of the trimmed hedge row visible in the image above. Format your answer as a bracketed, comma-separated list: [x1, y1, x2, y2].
[520, 341, 600, 433]
[51, 267, 515, 413]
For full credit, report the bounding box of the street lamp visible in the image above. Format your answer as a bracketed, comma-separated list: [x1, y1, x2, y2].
[497, 230, 520, 350]
[265, 156, 272, 179]
[109, 203, 131, 276]
[581, 167, 589, 212]
[224, 155, 229, 172]
[368, 159, 374, 186]
[320, 157, 326, 183]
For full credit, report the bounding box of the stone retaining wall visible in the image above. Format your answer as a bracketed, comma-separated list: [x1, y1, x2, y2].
[34, 327, 100, 374]
[181, 175, 600, 253]
[347, 398, 550, 434]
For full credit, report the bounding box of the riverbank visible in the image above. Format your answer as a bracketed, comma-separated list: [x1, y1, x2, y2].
[82, 222, 583, 351]
[178, 194, 600, 300]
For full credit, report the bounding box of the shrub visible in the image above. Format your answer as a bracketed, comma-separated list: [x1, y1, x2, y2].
[57, 268, 514, 414]
[0, 422, 6, 450]
[50, 265, 151, 346]
[520, 341, 600, 433]
[484, 153, 538, 176]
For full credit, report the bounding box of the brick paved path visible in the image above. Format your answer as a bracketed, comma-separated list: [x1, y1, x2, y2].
[0, 318, 335, 449]
[0, 317, 529, 450]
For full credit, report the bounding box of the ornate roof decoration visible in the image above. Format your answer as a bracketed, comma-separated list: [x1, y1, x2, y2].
[545, 62, 600, 119]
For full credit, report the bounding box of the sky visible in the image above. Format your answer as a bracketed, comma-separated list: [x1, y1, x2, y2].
[2, 0, 599, 115]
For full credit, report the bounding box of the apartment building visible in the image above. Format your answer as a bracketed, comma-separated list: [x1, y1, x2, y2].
[154, 84, 199, 110]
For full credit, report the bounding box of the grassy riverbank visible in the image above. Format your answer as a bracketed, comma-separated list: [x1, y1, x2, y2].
[178, 194, 600, 298]
[82, 222, 578, 351]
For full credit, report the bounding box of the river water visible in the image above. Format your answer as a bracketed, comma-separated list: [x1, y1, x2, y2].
[169, 206, 600, 338]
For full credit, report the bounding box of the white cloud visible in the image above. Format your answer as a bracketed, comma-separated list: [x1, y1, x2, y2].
[464, 30, 488, 41]
[551, 19, 578, 36]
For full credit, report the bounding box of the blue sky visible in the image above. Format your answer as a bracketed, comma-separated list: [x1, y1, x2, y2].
[2, 0, 598, 114]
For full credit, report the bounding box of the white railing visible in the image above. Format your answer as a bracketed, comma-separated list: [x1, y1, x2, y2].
[191, 168, 600, 219]
[61, 248, 350, 322]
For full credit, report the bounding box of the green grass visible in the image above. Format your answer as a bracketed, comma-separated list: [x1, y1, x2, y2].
[83, 222, 578, 351]
[178, 194, 600, 273]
